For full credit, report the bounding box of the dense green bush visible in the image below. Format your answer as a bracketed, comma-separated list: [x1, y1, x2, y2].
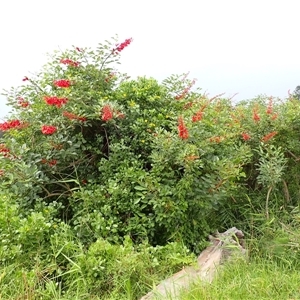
[2, 36, 300, 299]
[1, 37, 300, 251]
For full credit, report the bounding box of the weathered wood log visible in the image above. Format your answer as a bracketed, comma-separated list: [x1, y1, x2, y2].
[140, 227, 246, 300]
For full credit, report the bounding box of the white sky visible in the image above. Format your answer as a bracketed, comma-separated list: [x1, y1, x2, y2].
[0, 0, 299, 118]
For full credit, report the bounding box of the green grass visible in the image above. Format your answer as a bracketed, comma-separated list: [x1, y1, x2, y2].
[179, 258, 300, 300]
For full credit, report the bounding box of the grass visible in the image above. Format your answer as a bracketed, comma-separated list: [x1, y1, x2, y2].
[178, 258, 300, 300]
[1, 255, 300, 299]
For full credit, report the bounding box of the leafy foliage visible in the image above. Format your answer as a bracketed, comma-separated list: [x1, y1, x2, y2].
[2, 36, 300, 298]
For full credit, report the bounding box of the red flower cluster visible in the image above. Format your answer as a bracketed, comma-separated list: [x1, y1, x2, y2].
[54, 79, 71, 88]
[192, 110, 203, 122]
[17, 97, 29, 108]
[102, 105, 113, 121]
[261, 131, 277, 142]
[178, 117, 189, 139]
[0, 144, 10, 158]
[175, 79, 196, 100]
[0, 119, 22, 131]
[41, 125, 57, 135]
[60, 59, 79, 67]
[183, 102, 194, 109]
[241, 132, 251, 141]
[44, 96, 68, 108]
[63, 111, 86, 122]
[115, 38, 133, 52]
[266, 97, 273, 114]
[252, 107, 260, 122]
[41, 158, 57, 166]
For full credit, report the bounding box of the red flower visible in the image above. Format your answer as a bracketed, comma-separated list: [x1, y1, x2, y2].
[0, 120, 22, 131]
[102, 105, 113, 121]
[22, 76, 29, 81]
[54, 79, 71, 88]
[75, 47, 82, 52]
[241, 132, 251, 141]
[266, 97, 273, 114]
[44, 96, 68, 108]
[192, 110, 203, 122]
[183, 102, 194, 109]
[0, 144, 10, 158]
[63, 111, 86, 122]
[175, 80, 196, 100]
[252, 107, 260, 122]
[178, 116, 189, 139]
[41, 125, 57, 135]
[41, 158, 57, 166]
[48, 159, 57, 166]
[60, 58, 79, 67]
[261, 131, 277, 142]
[17, 97, 29, 108]
[114, 38, 133, 52]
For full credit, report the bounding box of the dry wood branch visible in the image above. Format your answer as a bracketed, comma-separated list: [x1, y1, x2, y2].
[140, 227, 246, 300]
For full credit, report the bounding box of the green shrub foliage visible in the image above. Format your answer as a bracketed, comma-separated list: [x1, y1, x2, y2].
[1, 37, 300, 252]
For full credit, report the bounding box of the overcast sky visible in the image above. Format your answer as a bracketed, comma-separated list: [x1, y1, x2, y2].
[0, 0, 299, 119]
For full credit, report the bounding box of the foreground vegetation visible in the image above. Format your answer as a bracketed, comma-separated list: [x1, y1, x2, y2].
[1, 37, 300, 299]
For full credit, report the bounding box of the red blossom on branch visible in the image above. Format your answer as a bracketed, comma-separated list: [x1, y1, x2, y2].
[41, 158, 57, 166]
[209, 93, 225, 102]
[54, 79, 71, 88]
[22, 76, 29, 81]
[0, 120, 22, 131]
[48, 159, 57, 166]
[114, 38, 133, 52]
[63, 111, 86, 122]
[17, 97, 29, 108]
[75, 47, 82, 52]
[41, 125, 57, 135]
[102, 105, 113, 121]
[175, 79, 196, 100]
[0, 144, 11, 158]
[241, 132, 251, 141]
[60, 58, 80, 67]
[192, 110, 203, 122]
[183, 101, 194, 109]
[261, 131, 278, 142]
[44, 96, 68, 108]
[252, 107, 260, 123]
[266, 97, 273, 114]
[178, 116, 189, 139]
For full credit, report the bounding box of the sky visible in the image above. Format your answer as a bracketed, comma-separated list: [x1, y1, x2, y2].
[0, 0, 299, 118]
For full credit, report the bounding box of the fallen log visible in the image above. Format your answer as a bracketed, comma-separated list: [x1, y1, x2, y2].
[140, 227, 246, 300]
